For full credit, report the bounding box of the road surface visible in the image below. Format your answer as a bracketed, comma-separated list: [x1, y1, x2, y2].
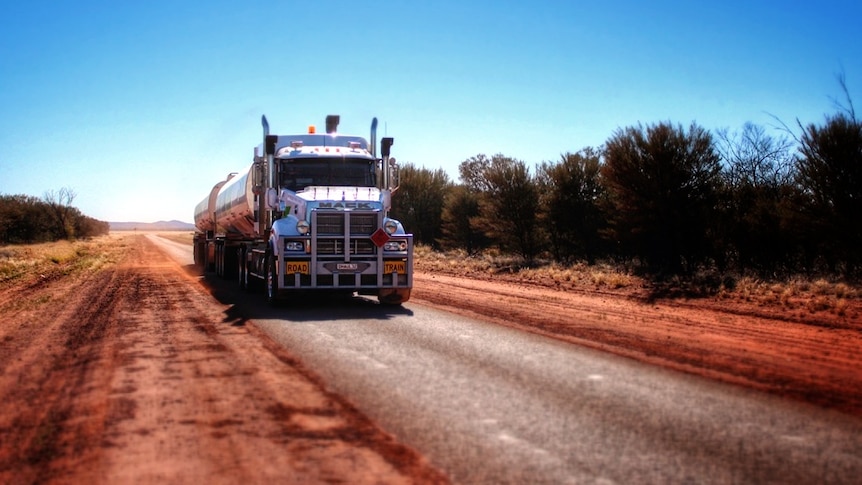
[153, 235, 862, 484]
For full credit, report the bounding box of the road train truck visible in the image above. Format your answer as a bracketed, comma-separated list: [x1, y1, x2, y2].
[193, 115, 413, 305]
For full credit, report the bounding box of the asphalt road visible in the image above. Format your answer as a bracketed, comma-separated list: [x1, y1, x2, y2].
[153, 235, 862, 484]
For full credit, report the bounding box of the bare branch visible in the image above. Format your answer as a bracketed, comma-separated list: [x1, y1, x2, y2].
[763, 111, 804, 145]
[829, 67, 856, 122]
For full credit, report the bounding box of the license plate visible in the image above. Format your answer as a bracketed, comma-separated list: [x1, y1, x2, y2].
[383, 261, 406, 274]
[285, 261, 309, 274]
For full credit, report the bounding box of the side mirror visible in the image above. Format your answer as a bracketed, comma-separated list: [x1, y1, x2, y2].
[381, 137, 394, 157]
[389, 158, 399, 189]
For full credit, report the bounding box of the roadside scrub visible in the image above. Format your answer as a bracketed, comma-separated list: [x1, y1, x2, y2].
[0, 234, 127, 287]
[414, 245, 859, 317]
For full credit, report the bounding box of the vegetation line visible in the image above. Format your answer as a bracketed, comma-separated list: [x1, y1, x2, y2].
[392, 88, 861, 283]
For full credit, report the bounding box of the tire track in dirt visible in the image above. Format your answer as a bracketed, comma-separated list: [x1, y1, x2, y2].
[0, 267, 127, 484]
[0, 235, 448, 485]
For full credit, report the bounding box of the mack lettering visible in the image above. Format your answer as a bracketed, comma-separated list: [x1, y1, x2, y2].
[318, 202, 375, 210]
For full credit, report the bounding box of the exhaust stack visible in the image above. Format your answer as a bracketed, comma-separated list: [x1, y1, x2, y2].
[370, 117, 378, 158]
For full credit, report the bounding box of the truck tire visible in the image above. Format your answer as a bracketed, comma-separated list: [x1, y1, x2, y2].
[204, 242, 215, 273]
[215, 243, 223, 276]
[223, 247, 237, 279]
[265, 254, 278, 304]
[237, 247, 247, 290]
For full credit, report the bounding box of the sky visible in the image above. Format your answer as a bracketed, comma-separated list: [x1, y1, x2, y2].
[1, 0, 860, 223]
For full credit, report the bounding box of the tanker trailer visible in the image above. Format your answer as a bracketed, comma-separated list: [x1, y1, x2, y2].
[192, 115, 413, 305]
[193, 176, 230, 270]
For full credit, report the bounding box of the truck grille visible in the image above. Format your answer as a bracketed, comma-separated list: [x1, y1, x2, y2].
[313, 210, 379, 256]
[316, 213, 378, 236]
[317, 239, 376, 255]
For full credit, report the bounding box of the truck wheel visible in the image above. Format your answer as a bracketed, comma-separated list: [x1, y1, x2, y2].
[265, 255, 278, 304]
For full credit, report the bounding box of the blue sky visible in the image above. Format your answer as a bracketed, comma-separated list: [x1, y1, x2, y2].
[1, 0, 860, 223]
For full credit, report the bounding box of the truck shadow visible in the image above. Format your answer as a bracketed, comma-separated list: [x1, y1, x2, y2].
[185, 265, 413, 325]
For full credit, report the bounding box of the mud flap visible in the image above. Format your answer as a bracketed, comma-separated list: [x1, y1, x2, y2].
[378, 288, 411, 305]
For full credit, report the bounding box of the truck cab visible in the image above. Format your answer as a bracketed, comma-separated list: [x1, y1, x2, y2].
[260, 123, 412, 304]
[195, 115, 412, 306]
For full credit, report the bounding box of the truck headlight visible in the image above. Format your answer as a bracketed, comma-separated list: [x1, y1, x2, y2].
[296, 220, 310, 235]
[383, 240, 407, 252]
[384, 220, 399, 235]
[285, 241, 304, 251]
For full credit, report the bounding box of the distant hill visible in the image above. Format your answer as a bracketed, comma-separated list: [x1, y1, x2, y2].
[110, 220, 195, 231]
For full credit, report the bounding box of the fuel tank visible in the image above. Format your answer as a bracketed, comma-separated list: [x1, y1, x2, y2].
[214, 163, 257, 237]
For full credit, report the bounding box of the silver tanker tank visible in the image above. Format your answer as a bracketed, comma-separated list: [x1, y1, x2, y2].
[194, 176, 230, 234]
[214, 163, 257, 237]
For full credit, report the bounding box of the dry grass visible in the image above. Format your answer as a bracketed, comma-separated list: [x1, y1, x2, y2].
[0, 234, 130, 287]
[729, 276, 859, 316]
[415, 245, 860, 315]
[415, 246, 641, 291]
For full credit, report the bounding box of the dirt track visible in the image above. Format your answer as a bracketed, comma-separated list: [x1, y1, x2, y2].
[0, 235, 446, 484]
[1, 233, 861, 483]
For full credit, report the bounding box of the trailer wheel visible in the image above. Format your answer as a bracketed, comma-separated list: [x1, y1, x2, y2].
[237, 247, 247, 290]
[204, 242, 215, 272]
[214, 242, 224, 276]
[223, 246, 237, 279]
[203, 242, 213, 272]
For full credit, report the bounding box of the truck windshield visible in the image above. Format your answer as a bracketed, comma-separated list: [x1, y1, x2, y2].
[278, 157, 376, 192]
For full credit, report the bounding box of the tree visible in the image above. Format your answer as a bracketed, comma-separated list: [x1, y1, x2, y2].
[438, 185, 485, 254]
[538, 148, 606, 263]
[795, 112, 862, 276]
[602, 122, 723, 273]
[458, 154, 494, 193]
[75, 214, 111, 239]
[717, 122, 795, 190]
[389, 164, 451, 248]
[1, 190, 109, 244]
[0, 195, 52, 243]
[716, 123, 798, 274]
[43, 187, 78, 240]
[462, 154, 543, 261]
